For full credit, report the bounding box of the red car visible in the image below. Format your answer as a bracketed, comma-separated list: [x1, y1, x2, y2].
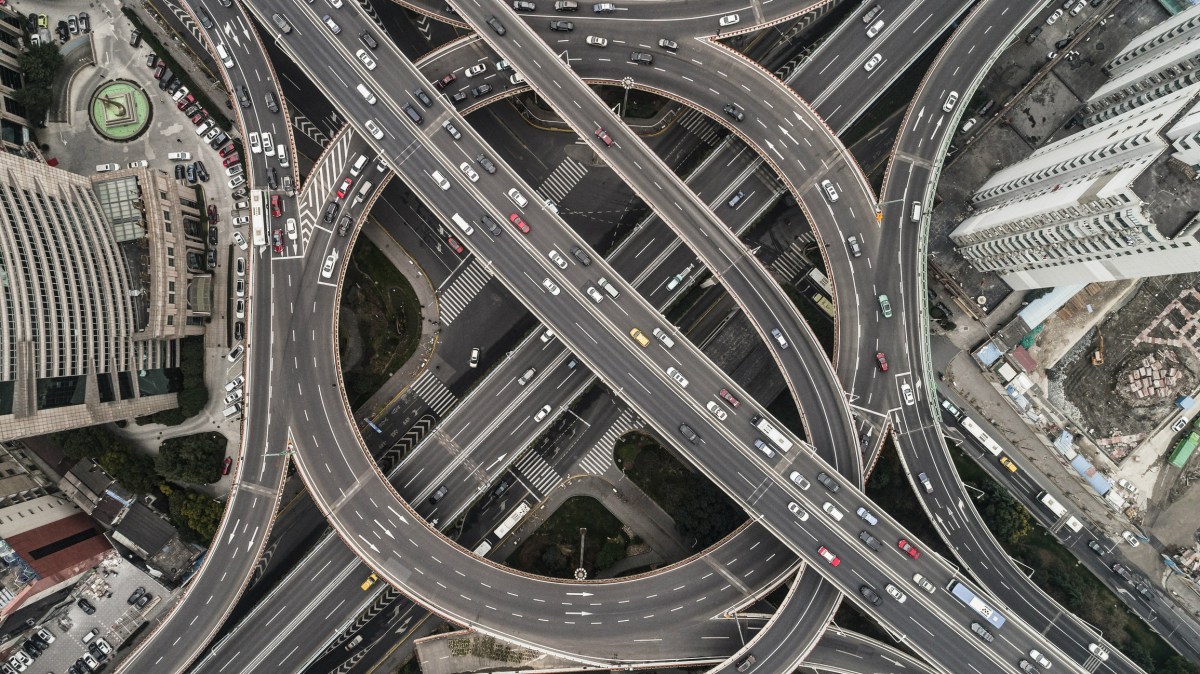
[270, 194, 282, 218]
[207, 204, 218, 223]
[337, 177, 352, 199]
[447, 236, 464, 254]
[434, 73, 456, 90]
[817, 546, 840, 567]
[153, 61, 166, 79]
[594, 127, 613, 146]
[190, 112, 207, 125]
[221, 456, 233, 476]
[897, 539, 921, 559]
[272, 229, 284, 253]
[176, 94, 195, 110]
[219, 144, 237, 158]
[876, 352, 888, 372]
[509, 213, 530, 234]
[222, 153, 240, 168]
[719, 388, 740, 408]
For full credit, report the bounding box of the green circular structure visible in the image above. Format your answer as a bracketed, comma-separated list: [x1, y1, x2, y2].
[89, 80, 152, 141]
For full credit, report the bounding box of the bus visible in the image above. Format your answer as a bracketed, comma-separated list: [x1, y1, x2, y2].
[807, 268, 832, 296]
[751, 414, 794, 453]
[1037, 491, 1068, 518]
[493, 502, 530, 540]
[959, 416, 1004, 457]
[250, 189, 267, 247]
[948, 581, 1006, 629]
[811, 293, 834, 318]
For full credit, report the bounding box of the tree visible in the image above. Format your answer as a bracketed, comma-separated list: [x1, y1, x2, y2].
[15, 43, 63, 122]
[156, 432, 226, 484]
[978, 481, 1032, 545]
[166, 487, 224, 542]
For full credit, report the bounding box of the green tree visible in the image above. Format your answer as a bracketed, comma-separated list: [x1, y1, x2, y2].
[15, 43, 64, 122]
[165, 486, 224, 542]
[156, 432, 226, 484]
[594, 539, 625, 571]
[978, 481, 1032, 545]
[100, 448, 160, 495]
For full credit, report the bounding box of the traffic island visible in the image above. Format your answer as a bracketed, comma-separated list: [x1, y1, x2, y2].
[89, 80, 152, 142]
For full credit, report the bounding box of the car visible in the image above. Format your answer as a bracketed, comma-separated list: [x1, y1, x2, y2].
[788, 471, 810, 490]
[233, 321, 244, 340]
[1122, 531, 1140, 547]
[970, 622, 994, 642]
[595, 127, 614, 146]
[450, 90, 468, 104]
[706, 401, 728, 421]
[234, 298, 244, 318]
[866, 18, 885, 37]
[770, 328, 788, 349]
[471, 84, 492, 97]
[337, 178, 353, 198]
[509, 214, 530, 234]
[719, 13, 739, 27]
[77, 597, 96, 614]
[224, 389, 243, 405]
[1028, 649, 1051, 669]
[900, 382, 915, 405]
[897, 539, 921, 558]
[1088, 644, 1109, 661]
[1117, 478, 1139, 495]
[154, 61, 167, 79]
[918, 472, 933, 493]
[542, 278, 560, 295]
[586, 35, 608, 47]
[208, 226, 219, 246]
[469, 348, 480, 368]
[817, 546, 840, 566]
[356, 49, 377, 70]
[223, 154, 241, 168]
[735, 655, 755, 673]
[863, 53, 882, 71]
[995, 455, 1018, 473]
[722, 104, 744, 122]
[442, 120, 462, 139]
[128, 586, 147, 606]
[35, 629, 54, 645]
[1070, 0, 1085, 15]
[1087, 539, 1105, 555]
[487, 16, 506, 34]
[272, 229, 284, 253]
[586, 286, 604, 303]
[434, 73, 456, 90]
[1046, 8, 1063, 24]
[431, 170, 450, 191]
[845, 235, 862, 257]
[629, 51, 653, 65]
[555, 0, 579, 9]
[465, 63, 487, 78]
[719, 388, 740, 407]
[875, 352, 888, 372]
[248, 132, 261, 154]
[878, 294, 892, 317]
[822, 502, 843, 521]
[859, 585, 882, 606]
[912, 573, 936, 594]
[786, 501, 808, 521]
[322, 250, 339, 278]
[80, 12, 91, 32]
[1172, 417, 1189, 432]
[285, 218, 297, 241]
[322, 14, 341, 33]
[95, 637, 112, 656]
[819, 179, 839, 203]
[549, 20, 573, 31]
[547, 250, 567, 269]
[816, 471, 839, 492]
[358, 30, 378, 49]
[271, 194, 283, 217]
[943, 91, 959, 112]
[233, 215, 250, 226]
[365, 120, 384, 140]
[477, 154, 497, 173]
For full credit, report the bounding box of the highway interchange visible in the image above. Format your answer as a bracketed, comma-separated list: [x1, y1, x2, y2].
[113, 1, 1163, 674]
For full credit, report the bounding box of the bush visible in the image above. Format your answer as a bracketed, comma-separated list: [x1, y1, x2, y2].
[163, 484, 224, 542]
[156, 432, 226, 484]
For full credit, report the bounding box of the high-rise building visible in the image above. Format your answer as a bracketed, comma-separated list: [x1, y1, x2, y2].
[1081, 3, 1200, 127]
[949, 82, 1200, 290]
[0, 154, 209, 439]
[0, 6, 36, 149]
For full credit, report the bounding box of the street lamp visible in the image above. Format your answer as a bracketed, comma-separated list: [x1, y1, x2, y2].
[621, 77, 633, 120]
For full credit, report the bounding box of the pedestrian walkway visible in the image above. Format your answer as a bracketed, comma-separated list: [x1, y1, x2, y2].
[536, 156, 588, 203]
[436, 258, 492, 325]
[676, 108, 723, 146]
[407, 370, 456, 416]
[769, 235, 816, 280]
[514, 451, 561, 496]
[577, 410, 641, 475]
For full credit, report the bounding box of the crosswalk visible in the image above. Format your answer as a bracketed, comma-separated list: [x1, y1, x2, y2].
[537, 157, 588, 204]
[297, 132, 354, 248]
[769, 234, 816, 281]
[578, 410, 641, 475]
[407, 371, 457, 416]
[514, 451, 561, 496]
[676, 108, 724, 146]
[437, 259, 492, 325]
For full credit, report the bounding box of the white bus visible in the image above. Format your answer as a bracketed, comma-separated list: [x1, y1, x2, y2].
[960, 416, 1004, 457]
[751, 414, 794, 453]
[1038, 491, 1068, 518]
[493, 502, 530, 540]
[250, 189, 267, 247]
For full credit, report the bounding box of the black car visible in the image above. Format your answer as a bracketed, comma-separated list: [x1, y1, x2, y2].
[27, 13, 38, 32]
[146, 52, 157, 67]
[323, 202, 340, 223]
[130, 30, 142, 47]
[208, 226, 219, 245]
[237, 85, 251, 108]
[78, 597, 96, 614]
[1055, 37, 1072, 50]
[549, 20, 573, 31]
[817, 471, 839, 492]
[89, 642, 103, 658]
[859, 584, 882, 606]
[629, 51, 653, 64]
[195, 161, 209, 183]
[234, 321, 244, 340]
[207, 250, 217, 269]
[358, 30, 377, 49]
[413, 88, 434, 108]
[266, 167, 278, 190]
[486, 16, 506, 35]
[476, 154, 497, 173]
[167, 79, 182, 95]
[450, 90, 468, 104]
[264, 92, 279, 113]
[175, 164, 185, 180]
[471, 84, 492, 98]
[128, 586, 146, 605]
[210, 132, 228, 150]
[135, 592, 152, 609]
[186, 163, 197, 183]
[1087, 539, 1104, 555]
[722, 103, 744, 122]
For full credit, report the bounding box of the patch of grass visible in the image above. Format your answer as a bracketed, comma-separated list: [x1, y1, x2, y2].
[509, 496, 628, 578]
[338, 238, 423, 410]
[614, 432, 746, 549]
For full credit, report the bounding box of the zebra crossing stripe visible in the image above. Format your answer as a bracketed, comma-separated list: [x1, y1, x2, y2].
[438, 260, 492, 325]
[537, 157, 588, 203]
[578, 412, 641, 475]
[409, 371, 457, 416]
[515, 452, 560, 495]
[677, 109, 722, 146]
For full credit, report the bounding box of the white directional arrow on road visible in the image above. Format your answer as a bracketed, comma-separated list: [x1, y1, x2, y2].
[564, 611, 592, 616]
[565, 591, 594, 597]
[375, 520, 394, 539]
[358, 535, 380, 553]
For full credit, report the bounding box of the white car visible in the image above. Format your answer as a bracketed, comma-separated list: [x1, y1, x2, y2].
[885, 584, 907, 603]
[465, 63, 487, 77]
[322, 250, 339, 278]
[262, 132, 275, 156]
[205, 126, 220, 142]
[586, 286, 603, 303]
[1028, 649, 1051, 669]
[285, 217, 297, 240]
[36, 628, 54, 644]
[822, 502, 843, 521]
[232, 231, 248, 250]
[431, 170, 450, 191]
[224, 375, 245, 392]
[1046, 8, 1063, 24]
[356, 49, 377, 70]
[128, 159, 149, 168]
[820, 179, 839, 202]
[235, 299, 245, 319]
[787, 501, 809, 521]
[195, 120, 213, 136]
[1121, 531, 1140, 547]
[365, 119, 384, 139]
[542, 278, 560, 295]
[459, 162, 479, 182]
[1088, 644, 1109, 661]
[533, 405, 552, 422]
[585, 35, 608, 46]
[943, 91, 959, 112]
[233, 215, 250, 226]
[718, 13, 739, 27]
[248, 132, 261, 154]
[236, 257, 246, 277]
[95, 637, 112, 655]
[547, 250, 567, 269]
[788, 471, 810, 490]
[866, 18, 885, 38]
[863, 53, 882, 71]
[224, 389, 243, 405]
[901, 383, 915, 405]
[1117, 478, 1139, 495]
[706, 401, 728, 421]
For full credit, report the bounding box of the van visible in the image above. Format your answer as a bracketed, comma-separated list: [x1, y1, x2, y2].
[353, 180, 373, 205]
[403, 104, 423, 124]
[629, 328, 649, 347]
[507, 188, 528, 208]
[216, 43, 234, 68]
[277, 145, 289, 167]
[960, 117, 977, 134]
[350, 154, 367, 176]
[652, 328, 675, 348]
[451, 214, 475, 236]
[571, 246, 592, 266]
[518, 368, 536, 385]
[95, 163, 120, 172]
[596, 277, 619, 298]
[167, 151, 192, 161]
[222, 404, 241, 418]
[910, 201, 922, 222]
[356, 83, 376, 104]
[728, 190, 744, 208]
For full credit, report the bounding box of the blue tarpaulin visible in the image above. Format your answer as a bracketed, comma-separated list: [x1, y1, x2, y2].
[1070, 454, 1112, 496]
[975, 342, 1003, 367]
